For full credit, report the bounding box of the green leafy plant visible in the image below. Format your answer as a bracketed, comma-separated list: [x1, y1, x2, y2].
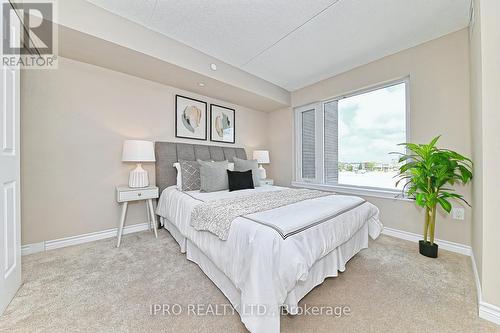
[393, 136, 473, 245]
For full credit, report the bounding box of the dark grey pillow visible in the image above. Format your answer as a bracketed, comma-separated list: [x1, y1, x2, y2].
[233, 157, 260, 187]
[228, 170, 254, 191]
[178, 160, 201, 191]
[198, 160, 229, 192]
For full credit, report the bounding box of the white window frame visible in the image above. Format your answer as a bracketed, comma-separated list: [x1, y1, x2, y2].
[293, 77, 411, 199]
[294, 102, 323, 183]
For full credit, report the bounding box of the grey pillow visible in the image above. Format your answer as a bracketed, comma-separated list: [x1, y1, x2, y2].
[198, 160, 229, 192]
[198, 160, 228, 168]
[233, 157, 260, 187]
[178, 160, 201, 191]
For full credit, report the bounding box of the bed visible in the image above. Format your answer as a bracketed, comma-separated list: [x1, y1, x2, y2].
[154, 142, 383, 333]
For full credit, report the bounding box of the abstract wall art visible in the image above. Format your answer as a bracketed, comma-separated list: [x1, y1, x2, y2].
[210, 104, 235, 144]
[175, 95, 207, 141]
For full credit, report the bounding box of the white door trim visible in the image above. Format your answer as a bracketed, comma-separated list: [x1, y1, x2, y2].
[0, 0, 21, 315]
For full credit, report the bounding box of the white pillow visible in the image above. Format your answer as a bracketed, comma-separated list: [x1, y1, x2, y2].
[173, 162, 182, 190]
[174, 161, 234, 190]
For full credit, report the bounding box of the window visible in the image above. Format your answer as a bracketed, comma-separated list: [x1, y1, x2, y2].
[295, 79, 408, 193]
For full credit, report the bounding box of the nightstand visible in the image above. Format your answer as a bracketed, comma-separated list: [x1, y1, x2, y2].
[116, 185, 159, 247]
[260, 179, 274, 186]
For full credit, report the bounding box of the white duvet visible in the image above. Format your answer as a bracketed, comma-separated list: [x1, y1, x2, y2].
[156, 185, 383, 333]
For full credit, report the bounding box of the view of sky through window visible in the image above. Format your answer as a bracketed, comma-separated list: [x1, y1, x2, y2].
[337, 82, 406, 189]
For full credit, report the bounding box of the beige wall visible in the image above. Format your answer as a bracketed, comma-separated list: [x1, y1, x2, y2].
[267, 29, 472, 245]
[21, 57, 269, 244]
[267, 107, 294, 186]
[470, 0, 500, 307]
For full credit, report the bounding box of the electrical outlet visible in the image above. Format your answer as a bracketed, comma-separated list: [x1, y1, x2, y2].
[451, 207, 465, 221]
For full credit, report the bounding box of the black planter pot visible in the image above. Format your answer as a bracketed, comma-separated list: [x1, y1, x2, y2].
[419, 240, 438, 258]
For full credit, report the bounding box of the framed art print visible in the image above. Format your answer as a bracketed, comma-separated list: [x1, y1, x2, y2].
[175, 95, 207, 141]
[210, 104, 235, 144]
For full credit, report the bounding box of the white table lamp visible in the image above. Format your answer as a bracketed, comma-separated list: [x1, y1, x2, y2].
[122, 140, 156, 188]
[253, 150, 270, 180]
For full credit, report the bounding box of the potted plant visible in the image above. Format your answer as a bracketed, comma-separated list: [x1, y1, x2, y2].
[393, 136, 473, 258]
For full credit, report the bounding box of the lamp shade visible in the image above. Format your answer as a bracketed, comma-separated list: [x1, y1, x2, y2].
[253, 150, 270, 164]
[122, 140, 155, 162]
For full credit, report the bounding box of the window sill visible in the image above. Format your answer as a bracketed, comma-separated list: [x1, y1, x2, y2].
[291, 181, 413, 202]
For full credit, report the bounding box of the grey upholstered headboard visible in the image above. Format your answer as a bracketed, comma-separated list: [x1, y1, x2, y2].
[155, 142, 247, 193]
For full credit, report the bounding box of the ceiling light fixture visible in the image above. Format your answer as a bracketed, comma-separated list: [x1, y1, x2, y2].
[197, 82, 205, 87]
[210, 63, 217, 71]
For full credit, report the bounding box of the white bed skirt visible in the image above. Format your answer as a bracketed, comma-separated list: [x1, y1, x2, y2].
[161, 217, 369, 316]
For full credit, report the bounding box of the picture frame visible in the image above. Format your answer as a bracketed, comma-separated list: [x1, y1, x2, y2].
[175, 95, 207, 141]
[210, 104, 235, 144]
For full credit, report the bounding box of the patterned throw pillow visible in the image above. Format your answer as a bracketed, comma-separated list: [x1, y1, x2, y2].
[179, 160, 201, 191]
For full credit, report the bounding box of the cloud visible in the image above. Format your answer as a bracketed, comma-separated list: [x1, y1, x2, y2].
[337, 83, 406, 163]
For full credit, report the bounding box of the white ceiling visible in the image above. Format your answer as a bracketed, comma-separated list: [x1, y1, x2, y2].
[85, 0, 471, 91]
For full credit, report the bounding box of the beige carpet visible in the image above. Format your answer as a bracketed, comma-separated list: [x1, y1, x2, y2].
[0, 230, 498, 333]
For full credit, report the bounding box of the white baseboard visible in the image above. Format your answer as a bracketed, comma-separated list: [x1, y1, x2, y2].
[21, 222, 150, 255]
[382, 227, 472, 256]
[470, 252, 500, 326]
[479, 302, 500, 326]
[470, 252, 483, 304]
[21, 242, 45, 256]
